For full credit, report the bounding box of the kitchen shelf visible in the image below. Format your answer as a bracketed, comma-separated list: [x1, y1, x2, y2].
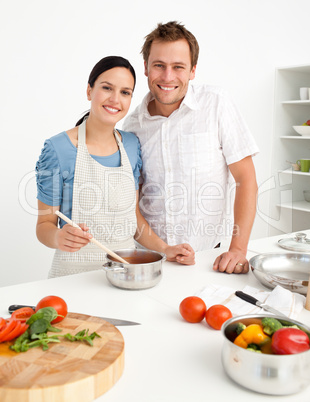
[269, 64, 310, 235]
[277, 200, 310, 212]
[282, 100, 310, 105]
[278, 170, 310, 176]
[280, 136, 310, 139]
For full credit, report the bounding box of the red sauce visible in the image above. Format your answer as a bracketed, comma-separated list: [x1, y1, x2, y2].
[108, 253, 162, 264]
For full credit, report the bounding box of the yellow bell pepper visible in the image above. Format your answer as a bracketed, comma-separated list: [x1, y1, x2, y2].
[234, 324, 271, 349]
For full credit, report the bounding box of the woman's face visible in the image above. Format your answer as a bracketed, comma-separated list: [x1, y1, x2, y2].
[87, 67, 135, 126]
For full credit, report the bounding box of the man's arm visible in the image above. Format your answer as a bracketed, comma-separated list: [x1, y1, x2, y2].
[213, 156, 258, 274]
[134, 191, 195, 265]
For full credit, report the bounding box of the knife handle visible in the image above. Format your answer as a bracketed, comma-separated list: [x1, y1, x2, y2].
[8, 304, 36, 314]
[235, 291, 258, 306]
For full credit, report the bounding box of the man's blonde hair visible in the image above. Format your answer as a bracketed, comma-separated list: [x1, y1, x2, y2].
[141, 21, 199, 69]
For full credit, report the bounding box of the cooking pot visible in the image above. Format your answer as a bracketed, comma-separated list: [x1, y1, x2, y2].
[102, 249, 166, 290]
[221, 314, 310, 395]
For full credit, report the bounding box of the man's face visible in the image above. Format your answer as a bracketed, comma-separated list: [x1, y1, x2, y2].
[144, 39, 196, 113]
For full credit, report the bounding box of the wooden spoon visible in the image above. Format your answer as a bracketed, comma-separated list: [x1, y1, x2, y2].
[55, 211, 129, 265]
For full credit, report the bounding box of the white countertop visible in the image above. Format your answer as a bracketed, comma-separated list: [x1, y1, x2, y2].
[1, 245, 310, 401]
[248, 229, 310, 254]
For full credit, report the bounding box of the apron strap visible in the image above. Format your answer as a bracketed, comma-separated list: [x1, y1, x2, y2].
[78, 119, 87, 145]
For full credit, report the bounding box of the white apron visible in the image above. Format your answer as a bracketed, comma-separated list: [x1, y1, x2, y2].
[49, 120, 137, 278]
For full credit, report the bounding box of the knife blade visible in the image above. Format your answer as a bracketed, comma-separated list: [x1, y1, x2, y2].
[235, 291, 288, 317]
[8, 304, 140, 326]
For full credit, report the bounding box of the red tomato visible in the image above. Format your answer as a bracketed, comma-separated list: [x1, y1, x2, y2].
[0, 317, 6, 331]
[1, 320, 21, 342]
[0, 319, 18, 342]
[205, 305, 232, 330]
[0, 320, 29, 342]
[11, 307, 35, 323]
[35, 295, 68, 324]
[179, 296, 207, 323]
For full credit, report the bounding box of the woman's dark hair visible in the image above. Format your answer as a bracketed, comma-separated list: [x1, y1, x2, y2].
[76, 56, 136, 126]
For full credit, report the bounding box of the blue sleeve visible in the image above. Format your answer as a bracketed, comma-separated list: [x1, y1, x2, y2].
[134, 138, 142, 190]
[119, 130, 142, 190]
[35, 139, 63, 206]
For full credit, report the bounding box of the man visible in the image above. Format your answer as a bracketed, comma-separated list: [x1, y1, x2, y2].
[123, 21, 259, 274]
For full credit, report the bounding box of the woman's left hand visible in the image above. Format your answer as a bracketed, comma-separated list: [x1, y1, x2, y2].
[164, 243, 195, 265]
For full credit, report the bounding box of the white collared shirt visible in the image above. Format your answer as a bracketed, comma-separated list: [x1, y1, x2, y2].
[123, 84, 259, 251]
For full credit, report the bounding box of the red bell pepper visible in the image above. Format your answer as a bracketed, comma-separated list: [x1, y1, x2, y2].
[271, 327, 310, 355]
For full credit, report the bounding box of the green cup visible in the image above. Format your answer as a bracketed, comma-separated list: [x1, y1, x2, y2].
[297, 159, 310, 172]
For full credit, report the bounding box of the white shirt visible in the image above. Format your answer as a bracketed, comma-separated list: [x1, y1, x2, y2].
[123, 84, 259, 251]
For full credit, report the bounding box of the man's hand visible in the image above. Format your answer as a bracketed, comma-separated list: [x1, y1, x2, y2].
[164, 243, 195, 265]
[213, 249, 249, 274]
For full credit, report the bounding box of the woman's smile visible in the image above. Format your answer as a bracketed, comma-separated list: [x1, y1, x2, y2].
[103, 105, 121, 114]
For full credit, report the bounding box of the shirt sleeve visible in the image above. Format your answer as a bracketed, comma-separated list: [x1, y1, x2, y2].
[120, 130, 142, 190]
[218, 90, 259, 165]
[35, 139, 63, 206]
[133, 138, 142, 189]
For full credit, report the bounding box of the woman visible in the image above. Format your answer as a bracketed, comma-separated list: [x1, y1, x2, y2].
[36, 56, 195, 278]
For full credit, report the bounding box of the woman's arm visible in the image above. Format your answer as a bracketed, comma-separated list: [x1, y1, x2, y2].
[36, 200, 92, 251]
[134, 191, 195, 265]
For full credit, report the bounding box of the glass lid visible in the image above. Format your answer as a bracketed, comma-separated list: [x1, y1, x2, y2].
[278, 232, 310, 252]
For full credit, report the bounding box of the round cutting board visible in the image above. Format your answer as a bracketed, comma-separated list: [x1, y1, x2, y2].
[0, 312, 124, 402]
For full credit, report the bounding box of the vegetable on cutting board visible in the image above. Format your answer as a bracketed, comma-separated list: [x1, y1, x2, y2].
[35, 295, 68, 324]
[0, 296, 100, 352]
[0, 318, 29, 342]
[10, 306, 101, 352]
[11, 307, 35, 323]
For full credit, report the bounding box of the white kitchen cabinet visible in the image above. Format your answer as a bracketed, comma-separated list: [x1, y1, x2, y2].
[269, 64, 310, 235]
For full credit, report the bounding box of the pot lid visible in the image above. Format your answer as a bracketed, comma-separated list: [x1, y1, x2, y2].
[278, 232, 310, 252]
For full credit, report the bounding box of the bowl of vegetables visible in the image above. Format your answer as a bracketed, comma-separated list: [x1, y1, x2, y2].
[293, 124, 310, 136]
[221, 314, 310, 395]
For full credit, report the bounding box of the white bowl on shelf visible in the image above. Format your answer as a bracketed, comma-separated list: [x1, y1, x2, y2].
[293, 125, 310, 136]
[304, 190, 310, 202]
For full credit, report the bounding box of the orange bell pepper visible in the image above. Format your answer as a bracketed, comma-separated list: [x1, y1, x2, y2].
[234, 324, 271, 349]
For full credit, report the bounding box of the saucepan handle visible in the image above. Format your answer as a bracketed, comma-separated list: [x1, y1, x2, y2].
[102, 262, 127, 273]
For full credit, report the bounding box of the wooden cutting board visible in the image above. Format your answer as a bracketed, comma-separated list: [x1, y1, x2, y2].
[0, 312, 124, 402]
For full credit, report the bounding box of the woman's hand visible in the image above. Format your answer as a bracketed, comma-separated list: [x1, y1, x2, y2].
[55, 223, 92, 252]
[164, 243, 195, 265]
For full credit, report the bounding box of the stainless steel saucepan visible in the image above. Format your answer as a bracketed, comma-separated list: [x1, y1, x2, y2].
[102, 249, 166, 290]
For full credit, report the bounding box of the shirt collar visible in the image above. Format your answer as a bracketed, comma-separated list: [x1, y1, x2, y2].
[182, 83, 200, 111]
[138, 83, 200, 126]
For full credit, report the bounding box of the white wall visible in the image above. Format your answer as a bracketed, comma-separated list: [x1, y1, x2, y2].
[1, 0, 310, 286]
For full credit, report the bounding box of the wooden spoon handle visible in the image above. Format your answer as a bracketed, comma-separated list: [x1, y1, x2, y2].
[55, 211, 129, 265]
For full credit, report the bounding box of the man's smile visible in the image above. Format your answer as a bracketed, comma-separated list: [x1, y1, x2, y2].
[158, 85, 177, 91]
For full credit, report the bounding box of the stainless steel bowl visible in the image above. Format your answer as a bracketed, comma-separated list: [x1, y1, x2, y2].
[221, 314, 310, 395]
[102, 249, 166, 290]
[249, 252, 310, 294]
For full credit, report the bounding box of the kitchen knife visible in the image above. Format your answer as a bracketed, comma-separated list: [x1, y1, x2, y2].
[8, 304, 140, 326]
[235, 291, 288, 317]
